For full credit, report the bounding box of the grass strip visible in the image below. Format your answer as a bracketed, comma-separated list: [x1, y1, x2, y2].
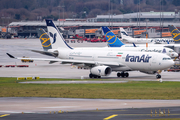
[0, 77, 180, 99]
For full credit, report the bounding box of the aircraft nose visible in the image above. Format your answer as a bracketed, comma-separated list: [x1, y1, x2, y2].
[161, 59, 174, 69]
[168, 60, 175, 68]
[173, 52, 178, 57]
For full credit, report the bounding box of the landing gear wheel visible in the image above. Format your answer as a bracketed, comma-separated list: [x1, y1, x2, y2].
[121, 73, 125, 78]
[117, 73, 121, 77]
[89, 73, 101, 78]
[125, 73, 129, 77]
[89, 73, 93, 78]
[156, 74, 161, 79]
[94, 75, 97, 78]
[121, 72, 126, 78]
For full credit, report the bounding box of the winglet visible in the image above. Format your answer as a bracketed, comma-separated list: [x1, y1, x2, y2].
[6, 53, 15, 58]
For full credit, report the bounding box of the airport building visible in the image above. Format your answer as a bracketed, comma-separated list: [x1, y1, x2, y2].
[5, 11, 180, 38]
[87, 11, 180, 22]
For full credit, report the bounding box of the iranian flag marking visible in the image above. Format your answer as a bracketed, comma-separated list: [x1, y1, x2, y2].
[116, 52, 123, 57]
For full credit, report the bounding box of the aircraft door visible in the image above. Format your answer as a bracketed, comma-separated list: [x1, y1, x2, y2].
[150, 55, 157, 70]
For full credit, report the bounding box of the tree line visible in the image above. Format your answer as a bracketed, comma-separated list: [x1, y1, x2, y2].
[0, 0, 180, 26]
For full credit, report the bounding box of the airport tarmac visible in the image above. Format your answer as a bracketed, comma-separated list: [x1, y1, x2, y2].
[0, 97, 180, 113]
[1, 38, 180, 80]
[0, 98, 180, 120]
[1, 39, 180, 119]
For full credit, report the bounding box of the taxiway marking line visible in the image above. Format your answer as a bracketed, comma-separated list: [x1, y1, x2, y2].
[0, 114, 10, 117]
[104, 114, 118, 120]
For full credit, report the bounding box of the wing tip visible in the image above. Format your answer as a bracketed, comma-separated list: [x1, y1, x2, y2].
[6, 53, 15, 58]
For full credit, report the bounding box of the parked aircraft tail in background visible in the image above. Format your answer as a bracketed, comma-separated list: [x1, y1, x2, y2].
[102, 26, 125, 47]
[168, 25, 180, 44]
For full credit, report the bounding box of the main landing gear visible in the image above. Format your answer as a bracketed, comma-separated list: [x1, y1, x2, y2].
[117, 71, 129, 78]
[89, 73, 101, 78]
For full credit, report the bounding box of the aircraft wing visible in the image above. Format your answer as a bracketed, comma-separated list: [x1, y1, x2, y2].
[6, 53, 125, 67]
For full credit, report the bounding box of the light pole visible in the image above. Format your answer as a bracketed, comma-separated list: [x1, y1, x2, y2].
[109, 0, 111, 27]
[146, 19, 149, 38]
[62, 5, 65, 26]
[58, 5, 60, 27]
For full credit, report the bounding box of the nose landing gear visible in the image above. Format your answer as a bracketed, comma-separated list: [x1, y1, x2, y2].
[156, 70, 162, 79]
[156, 74, 161, 79]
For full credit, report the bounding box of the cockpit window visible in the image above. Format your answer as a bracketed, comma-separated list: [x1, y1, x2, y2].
[169, 50, 174, 53]
[162, 58, 171, 60]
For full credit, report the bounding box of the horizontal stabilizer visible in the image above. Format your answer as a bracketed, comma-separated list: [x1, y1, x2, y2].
[49, 61, 58, 64]
[31, 50, 58, 57]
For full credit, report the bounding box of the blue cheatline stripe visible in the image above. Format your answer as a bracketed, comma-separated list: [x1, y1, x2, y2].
[45, 19, 73, 49]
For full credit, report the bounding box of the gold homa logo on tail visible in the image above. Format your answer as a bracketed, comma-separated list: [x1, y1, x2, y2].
[171, 29, 180, 41]
[107, 35, 114, 41]
[105, 31, 117, 44]
[40, 33, 51, 47]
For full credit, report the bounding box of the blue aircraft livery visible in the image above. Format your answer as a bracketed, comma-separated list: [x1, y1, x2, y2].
[102, 26, 124, 47]
[49, 32, 57, 44]
[121, 31, 128, 36]
[125, 54, 152, 63]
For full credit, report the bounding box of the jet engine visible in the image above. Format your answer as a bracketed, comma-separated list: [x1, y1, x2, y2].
[90, 66, 112, 76]
[140, 71, 157, 74]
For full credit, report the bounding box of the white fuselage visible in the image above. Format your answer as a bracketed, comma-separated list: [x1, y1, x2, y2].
[122, 37, 174, 44]
[56, 46, 178, 58]
[57, 48, 174, 72]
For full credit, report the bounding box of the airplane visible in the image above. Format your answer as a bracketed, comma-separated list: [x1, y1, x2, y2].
[102, 26, 178, 58]
[7, 20, 174, 79]
[36, 27, 178, 59]
[120, 27, 174, 44]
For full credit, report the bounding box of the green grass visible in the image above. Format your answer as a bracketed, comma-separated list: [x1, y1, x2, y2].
[0, 77, 180, 99]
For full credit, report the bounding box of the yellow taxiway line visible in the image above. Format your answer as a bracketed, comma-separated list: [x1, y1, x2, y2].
[104, 114, 118, 120]
[0, 114, 10, 117]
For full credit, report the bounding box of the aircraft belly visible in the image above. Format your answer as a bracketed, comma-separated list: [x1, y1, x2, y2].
[111, 66, 132, 71]
[125, 62, 151, 71]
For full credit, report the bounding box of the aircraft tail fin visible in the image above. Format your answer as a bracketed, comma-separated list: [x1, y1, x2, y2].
[37, 28, 52, 51]
[120, 27, 132, 39]
[168, 25, 180, 44]
[45, 19, 72, 49]
[102, 26, 125, 47]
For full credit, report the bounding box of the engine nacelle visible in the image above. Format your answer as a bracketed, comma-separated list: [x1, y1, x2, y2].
[140, 71, 157, 74]
[90, 66, 112, 76]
